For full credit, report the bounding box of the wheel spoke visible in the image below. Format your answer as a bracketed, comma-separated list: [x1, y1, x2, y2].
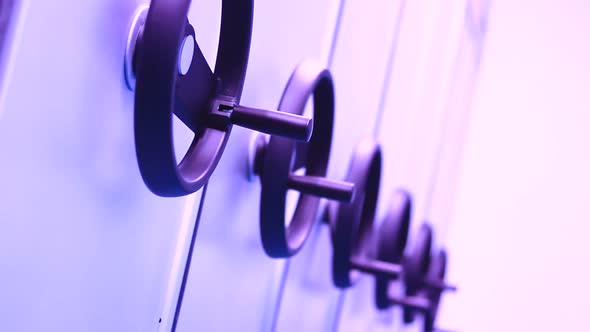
[175, 32, 216, 133]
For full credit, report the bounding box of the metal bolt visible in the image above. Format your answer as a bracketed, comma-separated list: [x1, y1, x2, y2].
[178, 35, 194, 76]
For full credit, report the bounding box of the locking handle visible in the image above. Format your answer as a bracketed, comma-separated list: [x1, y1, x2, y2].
[129, 0, 314, 197]
[252, 59, 356, 258]
[328, 138, 383, 288]
[372, 191, 414, 307]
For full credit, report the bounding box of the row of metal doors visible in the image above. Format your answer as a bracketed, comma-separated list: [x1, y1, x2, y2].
[0, 0, 488, 331]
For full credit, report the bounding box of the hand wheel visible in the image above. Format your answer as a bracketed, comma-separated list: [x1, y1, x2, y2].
[251, 59, 356, 258]
[126, 0, 313, 197]
[327, 138, 382, 288]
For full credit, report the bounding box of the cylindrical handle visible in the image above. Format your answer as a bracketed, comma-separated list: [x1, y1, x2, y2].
[231, 105, 313, 142]
[388, 295, 431, 312]
[423, 279, 458, 292]
[287, 175, 355, 202]
[350, 257, 403, 278]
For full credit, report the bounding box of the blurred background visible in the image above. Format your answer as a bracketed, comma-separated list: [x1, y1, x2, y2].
[441, 0, 590, 331]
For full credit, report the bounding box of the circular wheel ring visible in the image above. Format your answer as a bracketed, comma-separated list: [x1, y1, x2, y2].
[330, 138, 382, 288]
[423, 249, 448, 332]
[260, 60, 334, 258]
[403, 223, 434, 323]
[135, 0, 253, 197]
[374, 190, 413, 309]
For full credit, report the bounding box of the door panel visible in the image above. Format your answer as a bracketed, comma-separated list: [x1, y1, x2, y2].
[275, 1, 406, 331]
[174, 1, 341, 331]
[0, 1, 207, 332]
